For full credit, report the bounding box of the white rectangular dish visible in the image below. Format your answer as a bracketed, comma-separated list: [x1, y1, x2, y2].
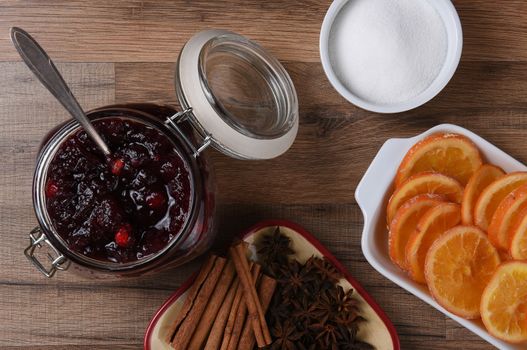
[355, 123, 527, 350]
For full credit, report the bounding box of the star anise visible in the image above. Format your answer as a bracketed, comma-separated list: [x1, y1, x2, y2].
[335, 286, 360, 313]
[310, 288, 341, 321]
[291, 297, 317, 329]
[307, 256, 342, 283]
[335, 312, 365, 328]
[296, 343, 317, 350]
[270, 321, 303, 350]
[265, 260, 284, 279]
[299, 256, 333, 295]
[337, 324, 375, 350]
[268, 294, 292, 324]
[258, 228, 373, 349]
[302, 275, 334, 296]
[256, 226, 295, 262]
[309, 321, 340, 350]
[277, 260, 315, 297]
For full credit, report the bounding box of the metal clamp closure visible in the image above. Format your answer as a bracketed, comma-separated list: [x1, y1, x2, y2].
[165, 108, 212, 158]
[24, 227, 70, 278]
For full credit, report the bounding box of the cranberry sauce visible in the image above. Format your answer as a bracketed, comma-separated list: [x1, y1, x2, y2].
[45, 118, 193, 263]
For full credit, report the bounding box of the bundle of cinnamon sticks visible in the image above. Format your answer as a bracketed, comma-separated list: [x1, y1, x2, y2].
[167, 242, 276, 350]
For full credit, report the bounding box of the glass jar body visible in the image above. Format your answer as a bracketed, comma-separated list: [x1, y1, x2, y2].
[29, 103, 216, 278]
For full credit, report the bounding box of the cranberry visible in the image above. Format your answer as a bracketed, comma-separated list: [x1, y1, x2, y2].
[110, 158, 125, 175]
[146, 191, 167, 209]
[114, 224, 132, 248]
[45, 180, 59, 198]
[45, 118, 192, 263]
[126, 185, 168, 225]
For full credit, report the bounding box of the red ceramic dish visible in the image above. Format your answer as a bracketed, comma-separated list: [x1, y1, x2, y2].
[144, 220, 400, 350]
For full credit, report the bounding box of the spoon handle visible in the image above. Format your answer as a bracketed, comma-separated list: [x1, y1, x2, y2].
[10, 27, 111, 156]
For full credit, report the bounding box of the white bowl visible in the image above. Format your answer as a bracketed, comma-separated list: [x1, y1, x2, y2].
[355, 124, 527, 349]
[319, 0, 463, 113]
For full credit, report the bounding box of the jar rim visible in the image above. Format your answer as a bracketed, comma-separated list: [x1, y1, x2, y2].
[198, 33, 296, 139]
[176, 29, 299, 160]
[33, 107, 201, 272]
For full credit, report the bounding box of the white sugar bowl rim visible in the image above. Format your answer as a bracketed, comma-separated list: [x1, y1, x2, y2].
[319, 0, 463, 114]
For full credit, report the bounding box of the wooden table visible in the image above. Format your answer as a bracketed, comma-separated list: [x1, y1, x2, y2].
[0, 1, 523, 348]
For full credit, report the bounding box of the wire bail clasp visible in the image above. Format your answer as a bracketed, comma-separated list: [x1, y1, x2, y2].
[165, 108, 212, 158]
[24, 227, 70, 278]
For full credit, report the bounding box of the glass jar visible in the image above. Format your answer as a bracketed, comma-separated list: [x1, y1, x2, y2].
[24, 30, 298, 278]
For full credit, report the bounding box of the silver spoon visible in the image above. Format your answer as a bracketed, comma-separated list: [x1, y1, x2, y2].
[10, 27, 111, 156]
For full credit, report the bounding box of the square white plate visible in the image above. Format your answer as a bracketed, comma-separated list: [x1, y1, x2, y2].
[355, 123, 527, 350]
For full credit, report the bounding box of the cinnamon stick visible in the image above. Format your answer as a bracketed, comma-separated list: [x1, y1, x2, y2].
[219, 279, 244, 350]
[171, 256, 227, 349]
[229, 243, 272, 347]
[187, 260, 236, 350]
[204, 278, 240, 350]
[224, 264, 262, 350]
[238, 274, 277, 350]
[166, 255, 218, 344]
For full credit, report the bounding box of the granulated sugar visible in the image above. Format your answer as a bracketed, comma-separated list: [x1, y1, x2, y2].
[329, 0, 448, 105]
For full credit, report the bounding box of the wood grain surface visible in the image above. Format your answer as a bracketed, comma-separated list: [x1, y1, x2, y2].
[0, 0, 524, 349]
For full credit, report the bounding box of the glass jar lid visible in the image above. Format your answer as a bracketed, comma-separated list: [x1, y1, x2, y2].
[175, 30, 299, 160]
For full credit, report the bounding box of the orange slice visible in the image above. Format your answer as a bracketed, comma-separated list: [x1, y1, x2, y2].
[461, 164, 505, 225]
[474, 172, 527, 231]
[481, 261, 527, 343]
[387, 172, 463, 224]
[499, 250, 513, 262]
[389, 194, 446, 270]
[425, 226, 500, 319]
[406, 203, 461, 283]
[488, 184, 527, 250]
[395, 133, 482, 188]
[509, 207, 527, 260]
